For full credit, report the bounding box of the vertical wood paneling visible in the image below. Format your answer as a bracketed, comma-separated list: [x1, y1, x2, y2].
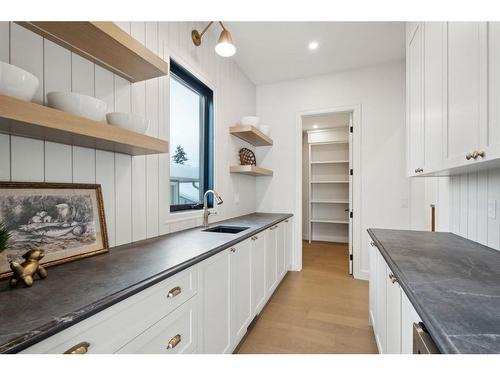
[72, 147, 95, 183]
[115, 153, 132, 246]
[450, 176, 460, 234]
[459, 174, 468, 237]
[477, 170, 488, 245]
[10, 136, 44, 181]
[0, 135, 10, 180]
[44, 40, 72, 183]
[96, 150, 116, 247]
[487, 169, 500, 250]
[94, 66, 114, 110]
[467, 172, 478, 241]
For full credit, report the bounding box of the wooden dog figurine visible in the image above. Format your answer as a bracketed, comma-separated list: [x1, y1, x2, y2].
[10, 249, 48, 288]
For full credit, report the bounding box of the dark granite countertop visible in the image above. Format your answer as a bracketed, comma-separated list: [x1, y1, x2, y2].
[0, 212, 292, 353]
[368, 228, 500, 354]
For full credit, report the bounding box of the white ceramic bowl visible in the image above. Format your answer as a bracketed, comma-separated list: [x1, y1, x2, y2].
[241, 116, 260, 127]
[47, 92, 107, 122]
[106, 112, 149, 134]
[258, 125, 270, 136]
[0, 61, 39, 101]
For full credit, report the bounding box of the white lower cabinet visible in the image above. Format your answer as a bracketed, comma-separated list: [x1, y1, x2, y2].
[198, 249, 232, 354]
[117, 297, 197, 354]
[265, 225, 278, 297]
[230, 239, 253, 347]
[21, 219, 292, 354]
[369, 241, 426, 354]
[251, 233, 267, 316]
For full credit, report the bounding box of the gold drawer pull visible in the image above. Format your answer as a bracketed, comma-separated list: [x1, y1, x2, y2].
[167, 286, 181, 299]
[270, 225, 278, 230]
[167, 334, 181, 349]
[64, 341, 90, 354]
[466, 152, 473, 160]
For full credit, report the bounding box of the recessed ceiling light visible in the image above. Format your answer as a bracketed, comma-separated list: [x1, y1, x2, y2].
[313, 124, 318, 129]
[308, 41, 319, 50]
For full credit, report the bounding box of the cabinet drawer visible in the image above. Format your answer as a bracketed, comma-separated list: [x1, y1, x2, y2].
[22, 266, 197, 354]
[117, 297, 197, 354]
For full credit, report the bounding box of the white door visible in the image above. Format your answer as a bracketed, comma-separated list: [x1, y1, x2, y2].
[368, 240, 378, 330]
[444, 22, 487, 168]
[276, 222, 286, 280]
[199, 249, 231, 354]
[284, 218, 293, 270]
[401, 292, 422, 354]
[265, 225, 278, 297]
[483, 22, 500, 160]
[407, 22, 425, 176]
[251, 233, 266, 316]
[230, 240, 253, 347]
[375, 250, 387, 354]
[386, 269, 402, 354]
[423, 22, 445, 173]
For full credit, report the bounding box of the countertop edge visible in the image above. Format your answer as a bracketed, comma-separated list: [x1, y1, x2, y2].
[2, 213, 293, 354]
[367, 228, 457, 354]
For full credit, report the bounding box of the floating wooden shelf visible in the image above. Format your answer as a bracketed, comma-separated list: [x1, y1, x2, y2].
[230, 165, 273, 176]
[0, 94, 169, 156]
[16, 22, 168, 82]
[229, 125, 273, 146]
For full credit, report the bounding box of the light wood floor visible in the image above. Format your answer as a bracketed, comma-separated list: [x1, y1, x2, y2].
[237, 241, 378, 354]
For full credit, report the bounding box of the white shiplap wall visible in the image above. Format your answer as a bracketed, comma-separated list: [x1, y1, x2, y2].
[0, 22, 257, 248]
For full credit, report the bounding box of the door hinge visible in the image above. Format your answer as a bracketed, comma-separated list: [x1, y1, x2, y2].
[350, 169, 353, 175]
[350, 211, 353, 219]
[349, 254, 353, 261]
[349, 126, 353, 133]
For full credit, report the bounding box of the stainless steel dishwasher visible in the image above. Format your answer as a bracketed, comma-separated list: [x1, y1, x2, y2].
[413, 323, 440, 354]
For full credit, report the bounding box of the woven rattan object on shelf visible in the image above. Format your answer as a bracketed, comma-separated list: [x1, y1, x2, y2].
[239, 148, 256, 166]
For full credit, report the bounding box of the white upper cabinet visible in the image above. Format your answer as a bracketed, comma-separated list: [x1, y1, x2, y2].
[484, 22, 500, 160]
[406, 22, 425, 176]
[406, 22, 497, 175]
[444, 22, 487, 169]
[423, 22, 445, 172]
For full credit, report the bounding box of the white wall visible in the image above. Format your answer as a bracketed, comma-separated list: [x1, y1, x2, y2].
[255, 60, 408, 279]
[0, 22, 256, 248]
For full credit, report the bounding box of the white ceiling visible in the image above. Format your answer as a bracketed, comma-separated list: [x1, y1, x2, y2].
[225, 22, 406, 85]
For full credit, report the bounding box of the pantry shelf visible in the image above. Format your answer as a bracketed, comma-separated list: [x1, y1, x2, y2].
[230, 165, 273, 176]
[0, 94, 169, 156]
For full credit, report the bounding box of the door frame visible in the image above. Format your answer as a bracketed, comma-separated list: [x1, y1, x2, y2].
[294, 104, 363, 279]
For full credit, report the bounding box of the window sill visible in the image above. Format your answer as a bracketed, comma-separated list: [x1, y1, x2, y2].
[164, 208, 217, 225]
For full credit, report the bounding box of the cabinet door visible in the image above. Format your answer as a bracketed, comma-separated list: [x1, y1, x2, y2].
[444, 22, 487, 168]
[230, 239, 252, 347]
[401, 292, 422, 354]
[284, 218, 293, 270]
[265, 226, 278, 297]
[483, 22, 500, 159]
[199, 249, 231, 354]
[276, 222, 286, 280]
[386, 270, 402, 354]
[375, 250, 387, 354]
[368, 241, 378, 331]
[423, 22, 445, 172]
[251, 233, 267, 316]
[407, 22, 425, 176]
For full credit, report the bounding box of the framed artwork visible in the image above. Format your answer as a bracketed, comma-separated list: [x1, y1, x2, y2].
[0, 182, 108, 278]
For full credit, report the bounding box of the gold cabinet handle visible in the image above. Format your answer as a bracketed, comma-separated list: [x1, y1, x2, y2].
[167, 286, 181, 299]
[285, 219, 289, 222]
[230, 247, 236, 253]
[64, 341, 90, 354]
[388, 273, 398, 284]
[477, 150, 485, 158]
[370, 241, 375, 247]
[472, 151, 479, 159]
[167, 334, 181, 350]
[251, 235, 258, 241]
[270, 225, 278, 230]
[466, 152, 473, 160]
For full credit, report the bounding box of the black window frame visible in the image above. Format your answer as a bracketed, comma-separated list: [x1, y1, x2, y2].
[169, 59, 214, 213]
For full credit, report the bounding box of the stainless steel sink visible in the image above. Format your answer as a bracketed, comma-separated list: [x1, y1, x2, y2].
[203, 225, 249, 234]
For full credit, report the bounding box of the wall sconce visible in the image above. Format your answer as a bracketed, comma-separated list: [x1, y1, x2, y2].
[192, 22, 236, 57]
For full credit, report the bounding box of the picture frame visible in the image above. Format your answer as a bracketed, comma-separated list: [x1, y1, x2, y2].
[0, 182, 108, 279]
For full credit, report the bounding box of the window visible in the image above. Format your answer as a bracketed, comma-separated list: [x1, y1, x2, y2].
[169, 60, 214, 212]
